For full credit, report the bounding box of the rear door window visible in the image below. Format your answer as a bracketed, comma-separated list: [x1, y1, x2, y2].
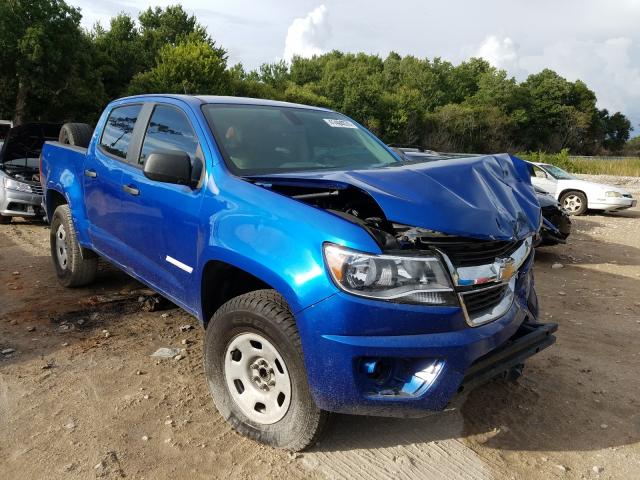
[99, 105, 142, 159]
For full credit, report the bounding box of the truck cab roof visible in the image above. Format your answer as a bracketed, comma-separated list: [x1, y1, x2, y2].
[115, 94, 332, 112]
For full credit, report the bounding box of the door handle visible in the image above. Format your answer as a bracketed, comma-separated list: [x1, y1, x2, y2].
[122, 184, 140, 196]
[84, 169, 97, 178]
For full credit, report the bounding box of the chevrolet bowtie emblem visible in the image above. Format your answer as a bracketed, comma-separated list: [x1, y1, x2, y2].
[494, 257, 517, 282]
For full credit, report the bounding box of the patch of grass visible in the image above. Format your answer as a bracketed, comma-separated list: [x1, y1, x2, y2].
[517, 149, 640, 177]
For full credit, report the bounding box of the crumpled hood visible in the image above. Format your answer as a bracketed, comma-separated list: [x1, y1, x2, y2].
[251, 154, 541, 241]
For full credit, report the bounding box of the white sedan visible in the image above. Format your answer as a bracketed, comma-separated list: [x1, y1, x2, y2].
[527, 161, 636, 215]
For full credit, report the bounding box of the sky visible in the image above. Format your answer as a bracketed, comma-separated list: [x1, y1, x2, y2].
[72, 0, 640, 133]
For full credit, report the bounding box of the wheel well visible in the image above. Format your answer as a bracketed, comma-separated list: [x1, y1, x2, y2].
[201, 260, 273, 327]
[558, 189, 587, 206]
[46, 190, 67, 219]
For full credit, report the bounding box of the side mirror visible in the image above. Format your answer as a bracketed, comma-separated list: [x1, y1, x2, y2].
[143, 151, 192, 186]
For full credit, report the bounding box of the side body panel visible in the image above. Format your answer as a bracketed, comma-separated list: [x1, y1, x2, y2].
[116, 98, 208, 303]
[41, 143, 92, 246]
[194, 169, 381, 316]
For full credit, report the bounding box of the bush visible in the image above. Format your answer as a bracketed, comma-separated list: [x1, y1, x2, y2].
[518, 149, 640, 177]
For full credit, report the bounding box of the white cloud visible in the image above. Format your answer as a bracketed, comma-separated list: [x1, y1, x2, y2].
[283, 5, 329, 63]
[476, 34, 640, 128]
[476, 36, 519, 71]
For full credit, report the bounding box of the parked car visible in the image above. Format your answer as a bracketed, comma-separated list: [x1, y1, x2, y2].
[535, 187, 571, 246]
[528, 161, 636, 215]
[41, 95, 557, 451]
[0, 123, 60, 223]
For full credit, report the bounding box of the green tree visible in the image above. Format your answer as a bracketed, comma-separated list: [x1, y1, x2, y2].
[0, 0, 92, 124]
[128, 39, 230, 95]
[517, 70, 605, 152]
[424, 103, 515, 153]
[257, 60, 290, 91]
[623, 135, 640, 156]
[138, 5, 221, 69]
[602, 111, 632, 152]
[92, 14, 143, 100]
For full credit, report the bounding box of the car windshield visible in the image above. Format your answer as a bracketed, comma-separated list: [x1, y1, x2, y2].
[542, 164, 575, 180]
[202, 104, 400, 175]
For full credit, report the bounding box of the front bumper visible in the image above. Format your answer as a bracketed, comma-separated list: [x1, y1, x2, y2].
[460, 321, 557, 392]
[297, 259, 555, 416]
[0, 187, 44, 218]
[589, 197, 636, 211]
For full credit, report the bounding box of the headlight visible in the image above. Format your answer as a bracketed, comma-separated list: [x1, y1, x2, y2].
[323, 243, 456, 305]
[3, 177, 32, 193]
[605, 191, 622, 198]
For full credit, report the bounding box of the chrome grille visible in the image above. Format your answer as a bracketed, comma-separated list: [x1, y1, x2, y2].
[28, 182, 43, 195]
[419, 238, 522, 267]
[459, 280, 516, 327]
[461, 284, 509, 316]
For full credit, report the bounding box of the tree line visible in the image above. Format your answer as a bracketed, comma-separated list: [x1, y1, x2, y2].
[0, 0, 635, 154]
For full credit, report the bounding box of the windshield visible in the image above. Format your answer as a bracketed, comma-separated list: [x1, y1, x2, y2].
[202, 104, 400, 175]
[542, 164, 575, 180]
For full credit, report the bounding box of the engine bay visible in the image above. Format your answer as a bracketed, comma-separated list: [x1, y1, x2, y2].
[253, 180, 455, 252]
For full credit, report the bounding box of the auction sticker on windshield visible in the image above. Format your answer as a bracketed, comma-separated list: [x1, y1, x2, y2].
[324, 118, 358, 128]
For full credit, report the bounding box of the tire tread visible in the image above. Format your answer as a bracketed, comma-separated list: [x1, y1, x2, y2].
[205, 289, 328, 451]
[51, 204, 97, 287]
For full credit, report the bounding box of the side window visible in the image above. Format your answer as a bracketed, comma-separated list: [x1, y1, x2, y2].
[139, 105, 200, 173]
[99, 105, 142, 159]
[533, 166, 548, 179]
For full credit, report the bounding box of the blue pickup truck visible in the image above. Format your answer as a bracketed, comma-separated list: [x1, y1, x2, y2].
[40, 95, 556, 451]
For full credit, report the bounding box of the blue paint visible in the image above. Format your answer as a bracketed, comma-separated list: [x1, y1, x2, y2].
[41, 95, 547, 416]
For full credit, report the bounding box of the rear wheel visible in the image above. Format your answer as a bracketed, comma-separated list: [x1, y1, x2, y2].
[58, 123, 93, 148]
[204, 290, 328, 451]
[560, 191, 587, 215]
[50, 204, 97, 287]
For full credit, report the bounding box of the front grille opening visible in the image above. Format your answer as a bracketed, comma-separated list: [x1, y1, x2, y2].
[418, 237, 522, 267]
[461, 283, 509, 316]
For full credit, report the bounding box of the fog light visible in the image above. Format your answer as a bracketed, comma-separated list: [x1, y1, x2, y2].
[359, 357, 393, 382]
[400, 359, 444, 395]
[359, 357, 444, 398]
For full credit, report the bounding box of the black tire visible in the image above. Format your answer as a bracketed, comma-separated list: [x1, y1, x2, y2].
[58, 123, 93, 148]
[50, 204, 97, 287]
[527, 287, 539, 317]
[559, 190, 588, 216]
[505, 363, 525, 383]
[0, 215, 10, 224]
[204, 289, 328, 451]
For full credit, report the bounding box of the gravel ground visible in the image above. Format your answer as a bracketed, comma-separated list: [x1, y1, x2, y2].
[1, 175, 639, 479]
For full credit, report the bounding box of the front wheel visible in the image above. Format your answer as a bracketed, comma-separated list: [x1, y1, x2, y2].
[204, 290, 328, 451]
[50, 204, 98, 287]
[560, 191, 587, 215]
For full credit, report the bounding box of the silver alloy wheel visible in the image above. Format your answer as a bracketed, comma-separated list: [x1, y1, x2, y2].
[563, 194, 583, 214]
[224, 332, 292, 424]
[55, 223, 69, 270]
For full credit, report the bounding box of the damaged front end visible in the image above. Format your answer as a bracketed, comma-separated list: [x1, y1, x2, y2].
[0, 123, 60, 221]
[249, 154, 540, 327]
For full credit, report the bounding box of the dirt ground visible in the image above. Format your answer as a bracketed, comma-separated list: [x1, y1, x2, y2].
[1, 187, 639, 479]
